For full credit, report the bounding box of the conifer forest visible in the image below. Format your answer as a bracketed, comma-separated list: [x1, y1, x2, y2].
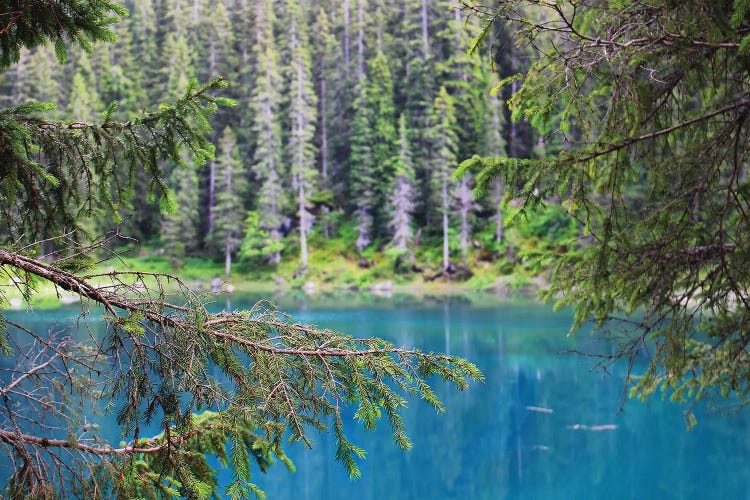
[3, 0, 750, 497]
[1, 0, 540, 280]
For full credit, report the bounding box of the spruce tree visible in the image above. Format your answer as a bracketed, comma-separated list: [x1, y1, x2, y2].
[350, 75, 376, 251]
[350, 52, 398, 251]
[67, 53, 102, 122]
[23, 46, 62, 110]
[248, 0, 286, 264]
[486, 88, 507, 246]
[211, 126, 247, 277]
[203, 0, 238, 244]
[161, 162, 200, 268]
[430, 86, 459, 271]
[312, 7, 339, 238]
[455, 173, 478, 266]
[400, 0, 438, 229]
[387, 114, 417, 254]
[286, 0, 318, 269]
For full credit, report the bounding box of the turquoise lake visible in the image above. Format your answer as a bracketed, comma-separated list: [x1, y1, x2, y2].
[5, 295, 750, 498]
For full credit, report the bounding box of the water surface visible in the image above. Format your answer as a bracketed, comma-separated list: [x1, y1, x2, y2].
[6, 296, 750, 499]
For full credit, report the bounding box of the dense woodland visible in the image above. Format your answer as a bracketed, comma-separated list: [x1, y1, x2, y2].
[0, 0, 551, 278]
[2, 0, 750, 496]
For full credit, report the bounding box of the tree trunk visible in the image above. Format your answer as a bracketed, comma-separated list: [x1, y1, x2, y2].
[224, 156, 232, 277]
[343, 0, 350, 73]
[225, 237, 231, 277]
[320, 75, 328, 183]
[320, 56, 330, 239]
[299, 181, 308, 268]
[421, 0, 430, 58]
[442, 174, 449, 270]
[460, 178, 469, 265]
[208, 160, 216, 234]
[357, 0, 365, 79]
[494, 179, 504, 245]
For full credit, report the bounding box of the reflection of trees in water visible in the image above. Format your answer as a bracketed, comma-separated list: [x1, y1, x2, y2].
[8, 303, 750, 498]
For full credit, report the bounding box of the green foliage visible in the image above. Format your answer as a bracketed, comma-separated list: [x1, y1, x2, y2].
[0, 5, 489, 498]
[211, 126, 247, 275]
[465, 0, 750, 414]
[0, 77, 228, 244]
[162, 162, 200, 268]
[239, 211, 284, 264]
[249, 0, 286, 266]
[0, 0, 127, 69]
[511, 204, 577, 247]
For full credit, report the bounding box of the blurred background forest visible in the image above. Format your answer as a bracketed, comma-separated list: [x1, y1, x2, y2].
[0, 0, 573, 289]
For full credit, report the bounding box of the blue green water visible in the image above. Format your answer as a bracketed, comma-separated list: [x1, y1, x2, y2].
[6, 296, 750, 499]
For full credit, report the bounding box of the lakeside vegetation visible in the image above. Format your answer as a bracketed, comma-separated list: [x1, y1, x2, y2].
[1, 0, 553, 281]
[1, 201, 574, 310]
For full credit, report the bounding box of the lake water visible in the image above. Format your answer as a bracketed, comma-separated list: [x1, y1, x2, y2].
[5, 295, 750, 499]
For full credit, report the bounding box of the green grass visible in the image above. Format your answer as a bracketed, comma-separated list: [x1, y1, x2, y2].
[1, 206, 579, 310]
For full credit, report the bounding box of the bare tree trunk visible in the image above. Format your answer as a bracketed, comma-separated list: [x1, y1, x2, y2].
[460, 177, 469, 265]
[343, 0, 350, 73]
[320, 59, 330, 239]
[295, 45, 309, 268]
[357, 0, 365, 79]
[299, 181, 308, 268]
[209, 36, 216, 76]
[442, 174, 449, 270]
[225, 238, 231, 277]
[225, 162, 232, 277]
[421, 0, 430, 58]
[208, 160, 216, 234]
[320, 78, 328, 183]
[494, 179, 504, 245]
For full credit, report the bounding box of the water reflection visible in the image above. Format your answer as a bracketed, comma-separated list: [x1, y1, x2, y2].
[3, 298, 750, 499]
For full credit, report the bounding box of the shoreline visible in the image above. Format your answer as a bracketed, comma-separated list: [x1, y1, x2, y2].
[1, 273, 547, 311]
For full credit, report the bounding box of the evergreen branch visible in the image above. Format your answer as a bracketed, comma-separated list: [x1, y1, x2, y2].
[0, 247, 482, 495]
[577, 99, 750, 163]
[0, 249, 463, 362]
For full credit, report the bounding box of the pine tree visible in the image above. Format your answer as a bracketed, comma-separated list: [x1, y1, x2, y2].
[485, 86, 507, 246]
[387, 114, 417, 253]
[455, 173, 478, 265]
[127, 0, 160, 103]
[313, 7, 339, 238]
[286, 0, 318, 269]
[197, 0, 237, 247]
[463, 0, 750, 415]
[161, 162, 200, 268]
[350, 52, 398, 251]
[67, 52, 103, 122]
[164, 33, 194, 100]
[350, 76, 376, 251]
[212, 126, 247, 277]
[248, 0, 286, 264]
[24, 46, 62, 109]
[400, 0, 438, 229]
[430, 86, 458, 271]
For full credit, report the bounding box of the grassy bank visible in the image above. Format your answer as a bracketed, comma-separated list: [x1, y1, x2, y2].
[1, 207, 575, 310]
[0, 245, 547, 310]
